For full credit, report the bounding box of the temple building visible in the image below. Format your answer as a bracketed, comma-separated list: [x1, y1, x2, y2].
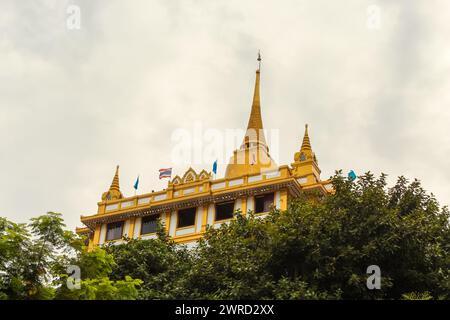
[77, 56, 333, 249]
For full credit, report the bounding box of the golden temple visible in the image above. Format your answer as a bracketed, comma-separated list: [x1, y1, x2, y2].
[77, 55, 332, 249]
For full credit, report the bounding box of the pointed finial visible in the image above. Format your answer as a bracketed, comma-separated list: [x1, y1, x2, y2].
[102, 165, 123, 201]
[242, 53, 267, 148]
[301, 124, 312, 151]
[110, 165, 120, 192]
[257, 50, 262, 71]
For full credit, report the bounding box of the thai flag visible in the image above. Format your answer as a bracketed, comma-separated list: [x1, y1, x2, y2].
[159, 168, 172, 179]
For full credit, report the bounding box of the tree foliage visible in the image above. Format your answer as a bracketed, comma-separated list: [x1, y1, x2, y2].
[104, 222, 192, 299]
[1, 172, 449, 300]
[0, 212, 75, 299]
[0, 212, 141, 300]
[264, 172, 450, 299]
[103, 172, 450, 299]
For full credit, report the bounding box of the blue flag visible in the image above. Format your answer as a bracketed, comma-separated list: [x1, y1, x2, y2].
[212, 160, 218, 174]
[133, 176, 139, 190]
[348, 170, 357, 181]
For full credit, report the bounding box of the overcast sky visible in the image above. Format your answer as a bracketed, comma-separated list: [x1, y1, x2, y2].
[1, 0, 449, 231]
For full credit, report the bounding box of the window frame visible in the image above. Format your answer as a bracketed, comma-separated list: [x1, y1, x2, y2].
[214, 201, 235, 222]
[140, 215, 159, 236]
[105, 221, 124, 242]
[177, 207, 197, 229]
[254, 192, 275, 214]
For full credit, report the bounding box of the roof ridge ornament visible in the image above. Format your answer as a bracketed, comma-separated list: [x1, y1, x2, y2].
[301, 124, 312, 151]
[101, 165, 123, 201]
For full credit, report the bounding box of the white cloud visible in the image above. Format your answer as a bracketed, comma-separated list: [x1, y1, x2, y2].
[0, 0, 449, 230]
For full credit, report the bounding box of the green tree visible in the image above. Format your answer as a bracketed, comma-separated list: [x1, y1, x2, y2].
[0, 212, 142, 300]
[2, 171, 449, 300]
[185, 211, 276, 299]
[54, 244, 142, 300]
[105, 222, 192, 299]
[0, 212, 75, 299]
[0, 217, 30, 299]
[174, 172, 450, 299]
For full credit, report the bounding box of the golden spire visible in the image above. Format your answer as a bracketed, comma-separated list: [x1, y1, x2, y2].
[109, 165, 120, 191]
[301, 124, 312, 151]
[102, 165, 123, 201]
[243, 50, 267, 147]
[292, 124, 321, 180]
[225, 53, 278, 179]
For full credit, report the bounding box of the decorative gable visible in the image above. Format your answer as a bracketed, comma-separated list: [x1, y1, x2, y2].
[182, 167, 198, 184]
[198, 169, 211, 181]
[172, 175, 182, 185]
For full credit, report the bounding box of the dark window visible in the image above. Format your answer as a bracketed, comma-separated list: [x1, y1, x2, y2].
[215, 201, 235, 221]
[254, 193, 274, 214]
[177, 207, 196, 228]
[141, 215, 159, 235]
[106, 221, 124, 241]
